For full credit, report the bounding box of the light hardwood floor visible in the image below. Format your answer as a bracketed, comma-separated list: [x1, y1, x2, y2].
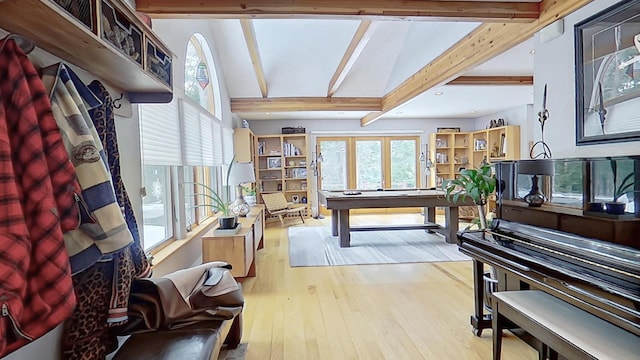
[237, 214, 537, 359]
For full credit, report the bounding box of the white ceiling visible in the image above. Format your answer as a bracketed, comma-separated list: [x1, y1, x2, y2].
[205, 18, 535, 121]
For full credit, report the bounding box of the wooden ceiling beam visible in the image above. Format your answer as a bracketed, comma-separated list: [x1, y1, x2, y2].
[328, 20, 374, 97]
[231, 97, 382, 112]
[447, 76, 533, 85]
[360, 0, 593, 126]
[136, 1, 540, 22]
[240, 19, 268, 98]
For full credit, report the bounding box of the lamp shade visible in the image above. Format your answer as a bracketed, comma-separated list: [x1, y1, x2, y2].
[229, 162, 256, 185]
[517, 160, 555, 176]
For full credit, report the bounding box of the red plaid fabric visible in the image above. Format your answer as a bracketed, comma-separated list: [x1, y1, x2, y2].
[0, 39, 78, 357]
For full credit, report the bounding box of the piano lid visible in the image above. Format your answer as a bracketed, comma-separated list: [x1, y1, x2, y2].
[487, 219, 640, 279]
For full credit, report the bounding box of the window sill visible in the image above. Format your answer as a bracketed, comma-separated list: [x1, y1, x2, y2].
[150, 217, 218, 268]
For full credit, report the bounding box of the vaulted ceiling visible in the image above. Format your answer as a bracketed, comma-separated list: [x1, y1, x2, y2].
[138, 0, 594, 125]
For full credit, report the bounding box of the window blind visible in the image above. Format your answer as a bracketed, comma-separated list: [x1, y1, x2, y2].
[139, 100, 182, 166]
[180, 99, 220, 167]
[180, 100, 203, 166]
[212, 121, 223, 166]
[200, 112, 215, 166]
[222, 127, 235, 164]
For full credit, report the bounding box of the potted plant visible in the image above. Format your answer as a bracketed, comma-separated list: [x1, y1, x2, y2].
[441, 163, 496, 229]
[606, 160, 636, 215]
[189, 158, 238, 229]
[243, 185, 257, 206]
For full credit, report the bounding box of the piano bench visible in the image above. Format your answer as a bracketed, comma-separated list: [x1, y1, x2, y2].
[491, 290, 639, 360]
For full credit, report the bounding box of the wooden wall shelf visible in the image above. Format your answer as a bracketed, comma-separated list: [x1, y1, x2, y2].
[0, 0, 173, 102]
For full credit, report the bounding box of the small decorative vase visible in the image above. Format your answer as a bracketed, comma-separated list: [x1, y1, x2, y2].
[523, 175, 546, 207]
[605, 202, 626, 215]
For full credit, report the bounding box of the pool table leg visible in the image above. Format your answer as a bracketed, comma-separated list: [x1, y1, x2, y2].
[444, 206, 459, 244]
[331, 209, 338, 236]
[337, 209, 351, 247]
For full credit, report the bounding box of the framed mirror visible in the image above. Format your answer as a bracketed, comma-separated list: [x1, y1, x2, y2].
[575, 0, 640, 145]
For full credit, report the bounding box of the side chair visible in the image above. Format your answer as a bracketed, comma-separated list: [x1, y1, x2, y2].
[261, 192, 306, 226]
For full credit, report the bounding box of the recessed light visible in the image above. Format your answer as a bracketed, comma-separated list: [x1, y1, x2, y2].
[530, 49, 536, 55]
[265, 112, 271, 115]
[434, 91, 444, 96]
[469, 110, 477, 114]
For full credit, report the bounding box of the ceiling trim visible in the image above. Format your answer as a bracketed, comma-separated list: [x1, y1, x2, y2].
[231, 97, 382, 112]
[239, 19, 268, 97]
[360, 0, 594, 127]
[328, 20, 374, 97]
[447, 76, 533, 85]
[136, 1, 541, 22]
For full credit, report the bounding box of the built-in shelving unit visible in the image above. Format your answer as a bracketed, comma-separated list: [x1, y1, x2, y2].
[255, 134, 310, 219]
[0, 0, 173, 101]
[429, 125, 520, 188]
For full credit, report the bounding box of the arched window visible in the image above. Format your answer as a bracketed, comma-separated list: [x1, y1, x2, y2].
[183, 34, 225, 228]
[184, 33, 221, 116]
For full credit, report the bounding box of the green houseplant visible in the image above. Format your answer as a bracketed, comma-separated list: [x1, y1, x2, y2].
[242, 185, 257, 206]
[441, 163, 496, 229]
[188, 157, 238, 228]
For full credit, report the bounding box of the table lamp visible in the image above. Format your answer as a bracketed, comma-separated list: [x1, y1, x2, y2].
[517, 160, 554, 207]
[229, 162, 256, 216]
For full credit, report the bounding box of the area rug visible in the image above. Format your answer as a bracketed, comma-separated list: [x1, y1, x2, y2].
[219, 343, 248, 360]
[288, 226, 469, 267]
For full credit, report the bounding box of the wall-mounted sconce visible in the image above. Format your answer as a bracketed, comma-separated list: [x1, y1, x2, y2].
[311, 143, 324, 219]
[419, 144, 434, 187]
[310, 146, 323, 177]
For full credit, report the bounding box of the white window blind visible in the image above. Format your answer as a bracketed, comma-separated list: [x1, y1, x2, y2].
[180, 99, 219, 166]
[222, 127, 235, 164]
[180, 100, 203, 166]
[212, 121, 223, 165]
[200, 112, 215, 166]
[139, 100, 182, 166]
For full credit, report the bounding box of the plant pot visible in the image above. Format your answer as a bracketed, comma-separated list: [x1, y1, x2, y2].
[605, 202, 626, 215]
[587, 202, 605, 212]
[245, 195, 257, 206]
[219, 216, 238, 229]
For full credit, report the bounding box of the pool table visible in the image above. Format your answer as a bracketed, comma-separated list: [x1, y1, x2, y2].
[318, 189, 475, 247]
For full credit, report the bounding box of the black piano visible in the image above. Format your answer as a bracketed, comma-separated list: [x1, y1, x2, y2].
[458, 157, 640, 341]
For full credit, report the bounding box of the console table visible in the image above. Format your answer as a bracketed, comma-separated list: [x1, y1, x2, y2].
[202, 205, 265, 278]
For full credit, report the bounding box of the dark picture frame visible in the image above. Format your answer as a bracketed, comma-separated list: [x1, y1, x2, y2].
[575, 0, 640, 145]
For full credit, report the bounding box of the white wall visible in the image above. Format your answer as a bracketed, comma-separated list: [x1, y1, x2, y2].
[533, 0, 639, 158]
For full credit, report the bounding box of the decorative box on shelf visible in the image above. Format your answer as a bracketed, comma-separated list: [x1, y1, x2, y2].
[282, 126, 306, 134]
[51, 0, 95, 31]
[100, 0, 143, 67]
[146, 37, 172, 87]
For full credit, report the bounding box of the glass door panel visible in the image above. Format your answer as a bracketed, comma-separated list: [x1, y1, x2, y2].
[355, 138, 383, 190]
[318, 139, 348, 191]
[389, 138, 417, 189]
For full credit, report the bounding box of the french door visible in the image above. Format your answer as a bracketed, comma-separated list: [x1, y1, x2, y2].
[317, 136, 419, 213]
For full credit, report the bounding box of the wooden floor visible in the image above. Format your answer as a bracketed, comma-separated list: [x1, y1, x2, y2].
[237, 214, 537, 359]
